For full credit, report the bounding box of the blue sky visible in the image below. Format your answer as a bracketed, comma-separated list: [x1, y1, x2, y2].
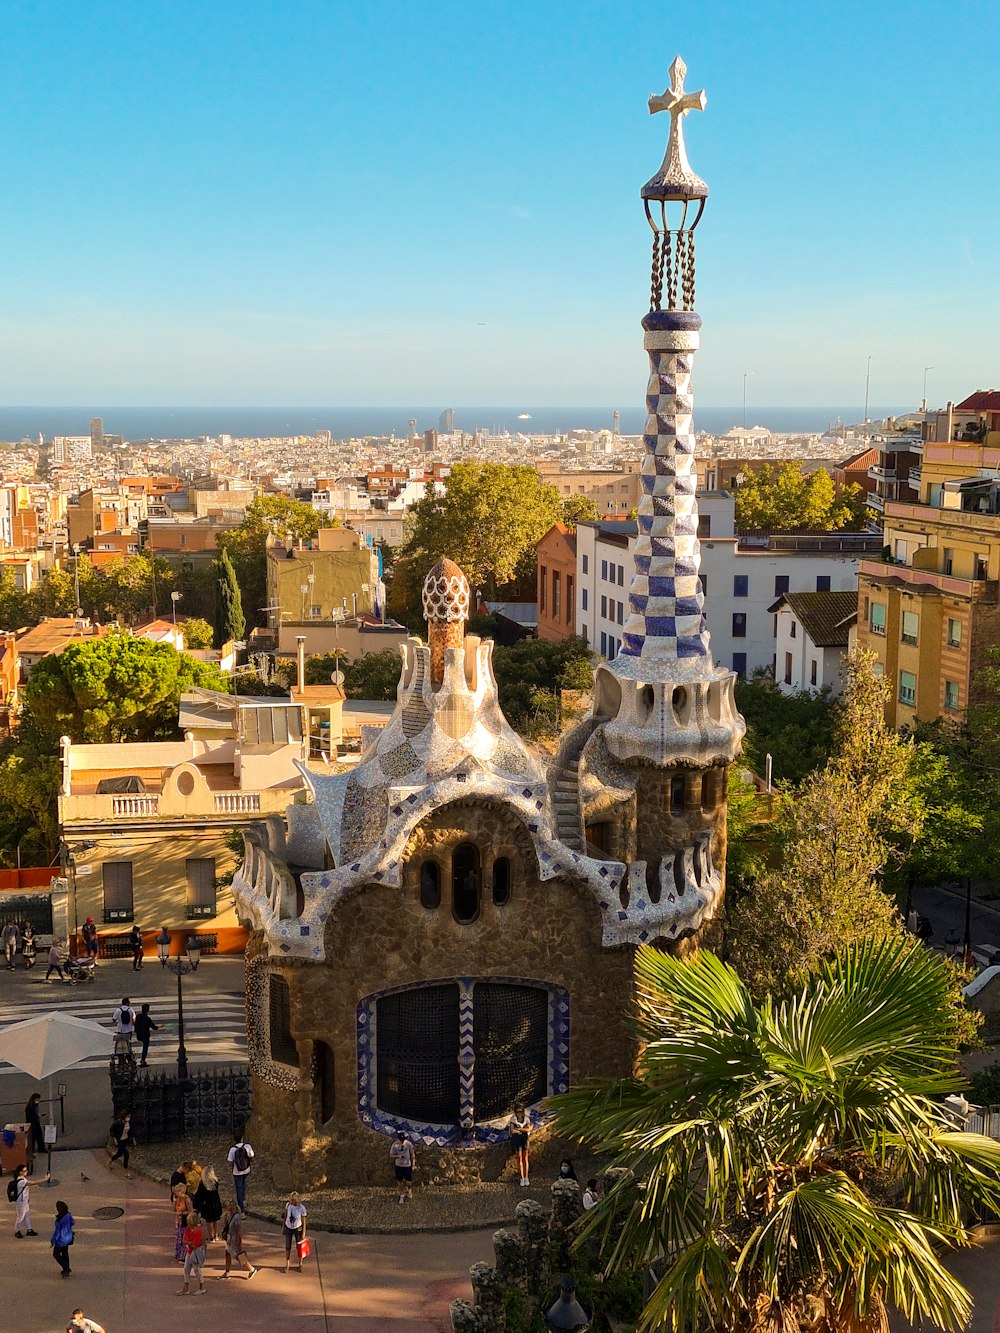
[1, 0, 997, 408]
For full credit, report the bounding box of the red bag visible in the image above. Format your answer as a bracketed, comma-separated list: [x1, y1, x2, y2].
[297, 1237, 311, 1261]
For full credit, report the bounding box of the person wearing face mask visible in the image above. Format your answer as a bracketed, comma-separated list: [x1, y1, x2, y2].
[556, 1158, 579, 1183]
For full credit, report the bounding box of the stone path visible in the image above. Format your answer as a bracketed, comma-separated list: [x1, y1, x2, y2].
[7, 1148, 493, 1333]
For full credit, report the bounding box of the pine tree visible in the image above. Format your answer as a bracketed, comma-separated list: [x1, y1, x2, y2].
[214, 547, 246, 648]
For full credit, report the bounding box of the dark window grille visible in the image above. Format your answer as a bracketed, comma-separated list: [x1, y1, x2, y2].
[419, 861, 441, 909]
[472, 983, 548, 1121]
[492, 858, 511, 906]
[268, 974, 297, 1067]
[377, 984, 460, 1124]
[452, 843, 481, 923]
[103, 861, 134, 924]
[315, 1039, 335, 1124]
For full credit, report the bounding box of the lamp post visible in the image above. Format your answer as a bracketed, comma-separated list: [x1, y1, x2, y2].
[156, 932, 202, 1079]
[170, 589, 182, 631]
[72, 543, 82, 617]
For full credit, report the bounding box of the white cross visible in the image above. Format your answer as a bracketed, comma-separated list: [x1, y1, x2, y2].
[648, 57, 706, 187]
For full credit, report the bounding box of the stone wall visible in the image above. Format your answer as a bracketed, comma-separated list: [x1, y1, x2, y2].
[246, 797, 635, 1188]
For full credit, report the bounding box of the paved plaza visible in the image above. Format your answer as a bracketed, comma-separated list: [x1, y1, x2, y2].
[6, 1148, 490, 1333]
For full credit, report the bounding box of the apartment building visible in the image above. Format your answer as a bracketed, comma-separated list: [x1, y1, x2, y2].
[536, 461, 641, 516]
[576, 494, 878, 677]
[857, 390, 1000, 726]
[67, 486, 148, 548]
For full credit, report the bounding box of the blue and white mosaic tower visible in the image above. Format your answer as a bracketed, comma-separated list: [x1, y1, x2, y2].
[589, 58, 745, 933]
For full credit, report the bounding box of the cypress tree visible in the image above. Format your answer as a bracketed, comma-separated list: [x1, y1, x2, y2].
[214, 547, 246, 648]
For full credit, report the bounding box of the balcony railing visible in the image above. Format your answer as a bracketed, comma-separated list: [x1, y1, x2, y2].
[111, 795, 159, 817]
[868, 465, 897, 482]
[214, 792, 261, 814]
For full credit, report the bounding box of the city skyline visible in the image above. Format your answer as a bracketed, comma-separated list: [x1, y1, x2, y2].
[1, 0, 997, 407]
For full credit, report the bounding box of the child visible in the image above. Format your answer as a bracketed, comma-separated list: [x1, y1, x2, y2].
[179, 1211, 206, 1295]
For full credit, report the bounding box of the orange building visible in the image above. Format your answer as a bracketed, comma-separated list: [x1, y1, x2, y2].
[536, 524, 578, 642]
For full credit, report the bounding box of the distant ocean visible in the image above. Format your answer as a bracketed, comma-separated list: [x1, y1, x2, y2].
[0, 405, 910, 443]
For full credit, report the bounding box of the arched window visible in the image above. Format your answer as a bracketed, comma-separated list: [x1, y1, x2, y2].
[669, 774, 686, 814]
[419, 861, 441, 909]
[452, 843, 481, 923]
[492, 857, 511, 906]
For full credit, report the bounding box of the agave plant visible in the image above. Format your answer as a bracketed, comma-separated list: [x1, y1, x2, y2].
[549, 937, 1000, 1333]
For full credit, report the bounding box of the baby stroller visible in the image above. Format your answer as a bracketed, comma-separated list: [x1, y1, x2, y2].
[66, 955, 97, 984]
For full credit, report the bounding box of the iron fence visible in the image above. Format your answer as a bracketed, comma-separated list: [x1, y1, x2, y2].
[108, 1062, 251, 1142]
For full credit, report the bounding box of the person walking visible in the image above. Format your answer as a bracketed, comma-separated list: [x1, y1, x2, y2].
[178, 1210, 207, 1295]
[25, 1092, 46, 1155]
[112, 997, 136, 1065]
[4, 919, 21, 970]
[21, 924, 37, 969]
[50, 1200, 75, 1277]
[107, 1110, 133, 1178]
[81, 918, 99, 962]
[129, 923, 144, 971]
[46, 940, 68, 982]
[389, 1131, 415, 1203]
[227, 1133, 254, 1210]
[193, 1166, 223, 1241]
[68, 1310, 106, 1333]
[219, 1200, 259, 1280]
[508, 1103, 531, 1186]
[282, 1193, 307, 1272]
[135, 1003, 159, 1067]
[11, 1162, 50, 1236]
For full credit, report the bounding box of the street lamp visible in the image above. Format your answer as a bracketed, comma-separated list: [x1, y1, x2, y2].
[170, 590, 183, 632]
[156, 932, 202, 1079]
[72, 543, 83, 617]
[544, 1278, 592, 1331]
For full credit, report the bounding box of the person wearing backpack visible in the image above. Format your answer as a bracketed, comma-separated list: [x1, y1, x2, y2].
[10, 1163, 49, 1236]
[227, 1134, 254, 1210]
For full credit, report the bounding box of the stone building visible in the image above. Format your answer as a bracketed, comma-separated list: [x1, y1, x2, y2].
[231, 57, 744, 1187]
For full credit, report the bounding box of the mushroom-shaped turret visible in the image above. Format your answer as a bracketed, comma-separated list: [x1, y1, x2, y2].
[422, 558, 471, 686]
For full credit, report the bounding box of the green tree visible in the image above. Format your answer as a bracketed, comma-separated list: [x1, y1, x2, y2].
[397, 463, 563, 600]
[214, 547, 246, 648]
[728, 652, 920, 997]
[560, 495, 600, 529]
[734, 461, 870, 533]
[22, 633, 228, 746]
[491, 634, 594, 737]
[735, 672, 838, 786]
[0, 749, 61, 867]
[551, 938, 1000, 1333]
[181, 616, 214, 649]
[0, 565, 31, 630]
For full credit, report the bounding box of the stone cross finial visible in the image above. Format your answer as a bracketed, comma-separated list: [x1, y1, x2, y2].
[643, 56, 708, 199]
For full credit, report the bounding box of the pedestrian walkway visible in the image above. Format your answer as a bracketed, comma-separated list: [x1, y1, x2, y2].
[0, 991, 247, 1075]
[7, 1148, 489, 1333]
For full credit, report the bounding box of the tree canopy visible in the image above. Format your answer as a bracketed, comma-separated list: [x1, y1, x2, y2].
[395, 463, 564, 604]
[214, 546, 246, 648]
[552, 937, 1000, 1333]
[23, 633, 228, 746]
[734, 462, 870, 532]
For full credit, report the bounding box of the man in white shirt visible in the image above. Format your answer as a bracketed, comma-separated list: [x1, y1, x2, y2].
[228, 1134, 255, 1210]
[68, 1310, 106, 1333]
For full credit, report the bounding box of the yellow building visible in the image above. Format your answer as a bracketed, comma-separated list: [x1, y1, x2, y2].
[857, 391, 1000, 726]
[59, 690, 312, 953]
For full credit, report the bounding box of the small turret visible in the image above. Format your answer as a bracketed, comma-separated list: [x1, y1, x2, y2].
[422, 558, 470, 686]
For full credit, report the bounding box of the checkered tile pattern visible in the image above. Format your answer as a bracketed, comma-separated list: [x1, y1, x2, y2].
[620, 346, 710, 660]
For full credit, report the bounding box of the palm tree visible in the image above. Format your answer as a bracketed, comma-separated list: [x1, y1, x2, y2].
[550, 938, 1000, 1333]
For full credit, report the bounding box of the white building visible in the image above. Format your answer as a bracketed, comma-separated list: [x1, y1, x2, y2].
[770, 591, 858, 694]
[575, 495, 878, 677]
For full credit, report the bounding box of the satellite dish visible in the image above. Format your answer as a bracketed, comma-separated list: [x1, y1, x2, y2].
[330, 670, 345, 686]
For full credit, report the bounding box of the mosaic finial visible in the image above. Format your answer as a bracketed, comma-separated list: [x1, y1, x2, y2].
[642, 56, 708, 201]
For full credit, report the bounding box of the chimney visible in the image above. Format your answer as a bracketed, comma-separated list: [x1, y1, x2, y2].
[296, 635, 306, 693]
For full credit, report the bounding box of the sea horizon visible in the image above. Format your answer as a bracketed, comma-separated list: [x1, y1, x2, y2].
[0, 404, 912, 444]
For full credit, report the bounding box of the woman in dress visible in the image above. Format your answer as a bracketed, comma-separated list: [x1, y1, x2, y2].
[508, 1103, 531, 1187]
[172, 1184, 192, 1263]
[193, 1166, 224, 1241]
[21, 924, 36, 969]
